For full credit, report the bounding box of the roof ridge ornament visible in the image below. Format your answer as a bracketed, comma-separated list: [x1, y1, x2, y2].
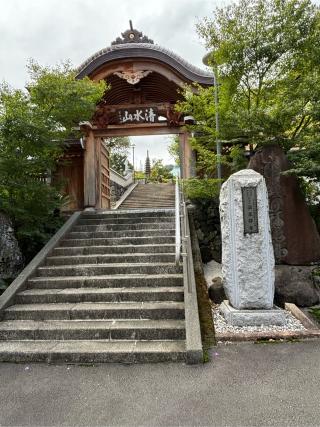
[111, 20, 154, 45]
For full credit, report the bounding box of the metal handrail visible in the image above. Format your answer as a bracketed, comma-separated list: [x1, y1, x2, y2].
[175, 175, 181, 265]
[175, 177, 195, 294]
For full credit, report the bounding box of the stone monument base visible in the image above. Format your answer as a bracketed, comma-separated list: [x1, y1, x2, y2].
[220, 300, 286, 327]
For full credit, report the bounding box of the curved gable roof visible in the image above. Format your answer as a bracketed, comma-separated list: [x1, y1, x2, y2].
[76, 42, 214, 86]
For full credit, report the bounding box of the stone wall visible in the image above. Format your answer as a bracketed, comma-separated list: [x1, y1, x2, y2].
[110, 180, 126, 205]
[189, 198, 221, 263]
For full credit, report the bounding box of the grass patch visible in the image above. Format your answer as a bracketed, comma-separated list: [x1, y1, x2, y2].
[0, 278, 13, 296]
[203, 349, 210, 363]
[309, 307, 320, 323]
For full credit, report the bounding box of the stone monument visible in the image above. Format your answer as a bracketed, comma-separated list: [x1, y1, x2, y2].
[219, 169, 285, 326]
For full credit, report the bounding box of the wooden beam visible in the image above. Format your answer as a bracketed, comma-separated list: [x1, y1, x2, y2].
[93, 123, 184, 137]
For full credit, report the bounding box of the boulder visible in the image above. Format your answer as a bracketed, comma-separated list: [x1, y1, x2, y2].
[0, 213, 23, 280]
[248, 145, 320, 265]
[208, 277, 226, 304]
[274, 265, 320, 307]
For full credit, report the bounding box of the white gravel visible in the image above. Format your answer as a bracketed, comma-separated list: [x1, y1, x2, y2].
[203, 260, 306, 333]
[213, 305, 306, 334]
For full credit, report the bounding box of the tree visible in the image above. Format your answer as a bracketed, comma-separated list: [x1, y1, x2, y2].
[0, 60, 106, 261]
[168, 135, 180, 165]
[177, 0, 320, 182]
[105, 136, 131, 174]
[150, 159, 174, 182]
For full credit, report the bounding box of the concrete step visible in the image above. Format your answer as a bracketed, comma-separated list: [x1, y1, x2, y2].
[15, 287, 184, 304]
[4, 301, 185, 320]
[81, 210, 174, 220]
[0, 205, 192, 365]
[122, 199, 174, 202]
[120, 197, 174, 201]
[67, 229, 175, 239]
[36, 262, 183, 277]
[52, 244, 176, 256]
[119, 205, 174, 209]
[0, 319, 186, 341]
[45, 253, 176, 266]
[119, 199, 174, 203]
[78, 216, 174, 225]
[60, 236, 175, 247]
[27, 274, 183, 289]
[120, 200, 174, 203]
[0, 340, 186, 363]
[73, 222, 174, 232]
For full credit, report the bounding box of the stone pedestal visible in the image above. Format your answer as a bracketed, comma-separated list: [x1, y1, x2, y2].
[219, 169, 285, 326]
[220, 300, 285, 326]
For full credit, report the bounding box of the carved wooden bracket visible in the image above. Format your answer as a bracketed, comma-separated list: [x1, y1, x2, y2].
[165, 106, 182, 127]
[114, 70, 152, 85]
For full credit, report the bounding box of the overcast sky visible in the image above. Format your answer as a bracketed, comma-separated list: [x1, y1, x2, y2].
[0, 0, 232, 166]
[1, 0, 318, 166]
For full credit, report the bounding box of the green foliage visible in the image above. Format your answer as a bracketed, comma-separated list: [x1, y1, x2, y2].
[106, 137, 131, 174]
[168, 136, 180, 165]
[0, 278, 13, 296]
[177, 0, 320, 183]
[182, 178, 221, 200]
[0, 61, 106, 261]
[150, 159, 174, 182]
[229, 146, 248, 172]
[309, 307, 320, 323]
[134, 171, 145, 180]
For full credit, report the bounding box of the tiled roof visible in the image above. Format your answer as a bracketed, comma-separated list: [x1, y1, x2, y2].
[76, 43, 214, 85]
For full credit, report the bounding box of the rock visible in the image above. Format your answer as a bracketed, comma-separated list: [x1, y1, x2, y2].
[312, 268, 320, 290]
[274, 265, 320, 307]
[248, 144, 320, 265]
[208, 277, 226, 304]
[196, 229, 204, 241]
[200, 246, 212, 264]
[0, 213, 23, 280]
[189, 198, 222, 263]
[220, 169, 275, 309]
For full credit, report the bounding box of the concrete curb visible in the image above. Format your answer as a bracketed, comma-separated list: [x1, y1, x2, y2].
[113, 182, 138, 210]
[216, 329, 320, 342]
[285, 302, 318, 329]
[183, 209, 203, 364]
[0, 211, 81, 318]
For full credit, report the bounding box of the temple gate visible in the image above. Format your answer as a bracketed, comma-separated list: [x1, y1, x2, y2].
[57, 23, 214, 210]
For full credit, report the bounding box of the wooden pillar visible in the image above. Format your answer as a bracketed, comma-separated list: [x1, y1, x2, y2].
[179, 132, 196, 178]
[83, 129, 98, 208]
[179, 133, 185, 178]
[82, 123, 111, 210]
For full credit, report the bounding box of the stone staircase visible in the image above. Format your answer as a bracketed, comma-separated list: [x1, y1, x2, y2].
[0, 209, 188, 363]
[119, 183, 175, 209]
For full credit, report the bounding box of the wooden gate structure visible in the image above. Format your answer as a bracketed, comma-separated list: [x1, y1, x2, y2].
[57, 23, 214, 210]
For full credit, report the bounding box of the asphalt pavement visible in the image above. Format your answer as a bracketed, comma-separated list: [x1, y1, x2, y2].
[0, 340, 319, 426]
